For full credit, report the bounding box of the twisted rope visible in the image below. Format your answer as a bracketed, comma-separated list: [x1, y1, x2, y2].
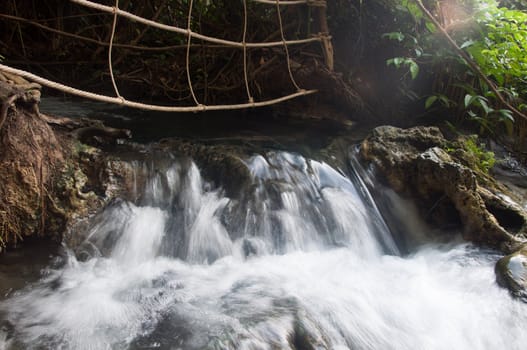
[242, 0, 254, 104]
[2, 0, 324, 112]
[275, 0, 302, 91]
[253, 0, 326, 5]
[0, 14, 272, 52]
[185, 0, 200, 106]
[0, 64, 316, 112]
[108, 0, 123, 102]
[70, 0, 326, 48]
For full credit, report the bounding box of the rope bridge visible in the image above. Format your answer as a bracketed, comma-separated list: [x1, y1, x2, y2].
[0, 0, 331, 112]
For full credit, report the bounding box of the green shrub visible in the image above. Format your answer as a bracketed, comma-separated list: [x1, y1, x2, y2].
[463, 136, 496, 173]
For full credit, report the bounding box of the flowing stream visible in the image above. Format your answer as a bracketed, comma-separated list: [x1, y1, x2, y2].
[1, 148, 527, 350]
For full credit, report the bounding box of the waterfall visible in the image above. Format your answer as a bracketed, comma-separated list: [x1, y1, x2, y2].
[1, 150, 526, 350]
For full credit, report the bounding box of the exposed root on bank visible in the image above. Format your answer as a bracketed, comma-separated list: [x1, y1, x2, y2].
[0, 93, 63, 251]
[0, 73, 133, 252]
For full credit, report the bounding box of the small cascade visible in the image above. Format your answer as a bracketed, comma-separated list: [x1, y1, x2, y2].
[186, 194, 232, 263]
[75, 150, 395, 262]
[237, 151, 397, 257]
[1, 149, 526, 350]
[110, 205, 167, 265]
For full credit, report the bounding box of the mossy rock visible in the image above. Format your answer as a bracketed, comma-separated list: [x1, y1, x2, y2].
[360, 125, 527, 252]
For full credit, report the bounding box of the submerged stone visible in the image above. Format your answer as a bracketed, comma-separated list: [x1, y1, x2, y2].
[496, 247, 527, 301]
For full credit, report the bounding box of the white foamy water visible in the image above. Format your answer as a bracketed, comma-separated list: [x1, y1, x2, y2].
[1, 151, 526, 350]
[2, 244, 526, 350]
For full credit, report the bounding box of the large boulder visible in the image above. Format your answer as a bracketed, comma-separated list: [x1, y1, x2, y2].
[360, 126, 527, 253]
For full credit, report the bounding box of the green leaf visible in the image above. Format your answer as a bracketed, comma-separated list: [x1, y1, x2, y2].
[464, 94, 475, 108]
[425, 96, 437, 109]
[497, 109, 514, 122]
[382, 32, 405, 42]
[478, 98, 491, 114]
[438, 95, 452, 108]
[386, 57, 404, 68]
[425, 21, 436, 33]
[408, 60, 419, 79]
[460, 40, 475, 49]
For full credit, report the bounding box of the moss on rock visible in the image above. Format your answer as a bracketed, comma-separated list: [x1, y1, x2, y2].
[360, 125, 527, 253]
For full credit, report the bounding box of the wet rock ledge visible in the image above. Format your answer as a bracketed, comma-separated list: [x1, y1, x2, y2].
[360, 125, 527, 300]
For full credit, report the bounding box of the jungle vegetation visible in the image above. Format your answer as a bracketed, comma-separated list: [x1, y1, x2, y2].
[1, 0, 527, 148]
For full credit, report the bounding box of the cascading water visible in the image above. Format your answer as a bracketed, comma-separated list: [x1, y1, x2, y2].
[1, 150, 527, 350]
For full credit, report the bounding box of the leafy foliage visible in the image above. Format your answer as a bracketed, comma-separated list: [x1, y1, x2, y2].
[425, 93, 454, 109]
[381, 0, 462, 88]
[463, 93, 515, 135]
[384, 0, 527, 141]
[467, 0, 527, 93]
[386, 55, 420, 79]
[445, 135, 497, 173]
[466, 0, 527, 96]
[381, 0, 433, 81]
[462, 136, 496, 173]
[453, 0, 527, 136]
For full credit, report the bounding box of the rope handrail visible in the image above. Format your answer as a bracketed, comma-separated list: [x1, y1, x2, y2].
[185, 0, 200, 106]
[275, 0, 301, 91]
[70, 0, 327, 49]
[253, 0, 326, 6]
[242, 0, 254, 103]
[0, 14, 263, 52]
[108, 0, 122, 100]
[0, 1, 325, 112]
[0, 63, 316, 112]
[252, 0, 309, 4]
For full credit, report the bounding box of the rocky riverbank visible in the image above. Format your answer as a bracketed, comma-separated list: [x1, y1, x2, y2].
[359, 125, 527, 299]
[0, 73, 131, 252]
[2, 72, 527, 301]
